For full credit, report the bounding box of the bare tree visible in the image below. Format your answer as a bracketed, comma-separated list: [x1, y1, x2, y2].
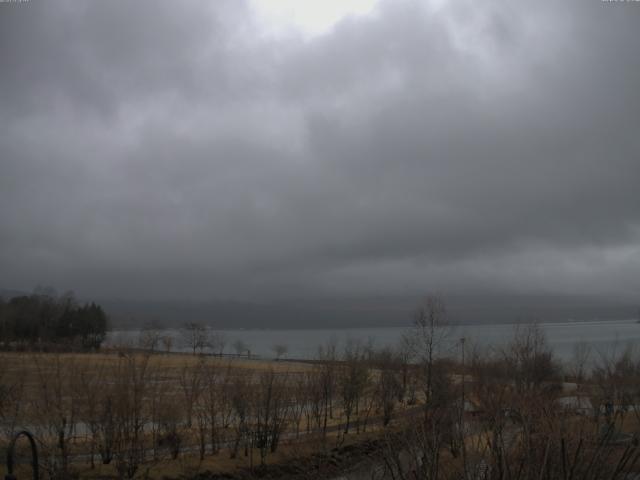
[181, 322, 210, 355]
[138, 321, 162, 352]
[77, 359, 108, 468]
[374, 348, 402, 426]
[156, 393, 182, 461]
[290, 372, 308, 438]
[569, 340, 592, 382]
[592, 343, 640, 427]
[210, 331, 226, 356]
[317, 339, 338, 438]
[338, 340, 369, 434]
[304, 369, 324, 435]
[408, 294, 450, 411]
[96, 387, 117, 465]
[179, 358, 204, 428]
[0, 354, 27, 441]
[272, 343, 288, 360]
[199, 360, 225, 455]
[229, 371, 251, 460]
[504, 323, 558, 393]
[31, 354, 78, 478]
[253, 369, 291, 465]
[161, 334, 173, 354]
[233, 339, 248, 357]
[147, 361, 167, 461]
[395, 337, 414, 404]
[112, 353, 151, 479]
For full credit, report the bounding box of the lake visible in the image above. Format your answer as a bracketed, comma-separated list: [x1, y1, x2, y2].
[106, 319, 640, 364]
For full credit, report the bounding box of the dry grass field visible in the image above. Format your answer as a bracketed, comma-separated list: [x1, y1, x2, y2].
[0, 349, 415, 479]
[3, 323, 640, 479]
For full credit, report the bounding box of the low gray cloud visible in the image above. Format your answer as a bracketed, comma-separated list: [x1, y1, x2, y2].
[1, 0, 639, 303]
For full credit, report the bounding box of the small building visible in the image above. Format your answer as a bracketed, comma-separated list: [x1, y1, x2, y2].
[557, 396, 593, 415]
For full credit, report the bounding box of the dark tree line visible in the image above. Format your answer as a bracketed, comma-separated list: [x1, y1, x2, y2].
[0, 291, 108, 350]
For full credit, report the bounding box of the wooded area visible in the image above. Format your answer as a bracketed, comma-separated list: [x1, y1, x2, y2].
[0, 292, 108, 351]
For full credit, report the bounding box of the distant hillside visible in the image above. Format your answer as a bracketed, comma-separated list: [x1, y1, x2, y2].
[0, 288, 27, 299]
[100, 294, 639, 330]
[3, 288, 635, 329]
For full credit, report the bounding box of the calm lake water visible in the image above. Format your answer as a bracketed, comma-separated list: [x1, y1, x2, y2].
[107, 319, 640, 364]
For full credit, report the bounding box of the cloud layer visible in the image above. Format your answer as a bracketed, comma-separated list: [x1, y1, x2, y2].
[1, 0, 639, 301]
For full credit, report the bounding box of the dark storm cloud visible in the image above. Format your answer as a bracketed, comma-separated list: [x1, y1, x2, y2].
[1, 0, 639, 301]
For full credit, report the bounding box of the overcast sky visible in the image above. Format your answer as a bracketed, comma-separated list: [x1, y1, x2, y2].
[1, 0, 639, 302]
